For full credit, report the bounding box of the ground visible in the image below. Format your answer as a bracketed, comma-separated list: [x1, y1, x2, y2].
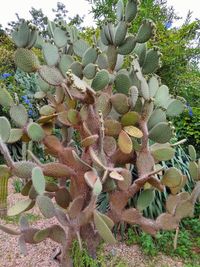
[0, 180, 199, 267]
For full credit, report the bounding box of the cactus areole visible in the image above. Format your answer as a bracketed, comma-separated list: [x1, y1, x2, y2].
[0, 1, 200, 266]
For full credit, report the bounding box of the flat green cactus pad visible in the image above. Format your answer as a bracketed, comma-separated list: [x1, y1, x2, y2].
[36, 195, 55, 218]
[0, 117, 11, 142]
[115, 73, 131, 95]
[27, 122, 45, 142]
[111, 94, 130, 114]
[73, 39, 90, 57]
[54, 27, 68, 48]
[93, 210, 116, 244]
[7, 129, 23, 143]
[42, 43, 59, 66]
[14, 48, 40, 73]
[136, 189, 155, 211]
[8, 199, 34, 216]
[125, 0, 138, 23]
[91, 70, 110, 91]
[0, 87, 14, 108]
[161, 167, 182, 188]
[38, 65, 64, 86]
[149, 122, 173, 143]
[32, 167, 46, 195]
[10, 104, 28, 127]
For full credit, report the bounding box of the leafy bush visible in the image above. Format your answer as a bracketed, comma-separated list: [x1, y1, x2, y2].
[0, 33, 15, 74]
[174, 107, 200, 153]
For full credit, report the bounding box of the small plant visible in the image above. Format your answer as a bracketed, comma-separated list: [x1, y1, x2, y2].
[139, 232, 157, 256]
[0, 1, 200, 266]
[12, 178, 23, 193]
[71, 240, 99, 267]
[126, 227, 138, 246]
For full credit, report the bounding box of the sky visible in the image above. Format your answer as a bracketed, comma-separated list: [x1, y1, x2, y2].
[0, 0, 199, 29]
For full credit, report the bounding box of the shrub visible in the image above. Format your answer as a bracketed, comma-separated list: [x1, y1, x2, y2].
[174, 107, 200, 153]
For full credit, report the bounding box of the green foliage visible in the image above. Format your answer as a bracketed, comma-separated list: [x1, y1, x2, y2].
[126, 209, 200, 261]
[174, 108, 200, 152]
[71, 240, 100, 267]
[0, 33, 15, 74]
[126, 227, 138, 245]
[71, 240, 127, 267]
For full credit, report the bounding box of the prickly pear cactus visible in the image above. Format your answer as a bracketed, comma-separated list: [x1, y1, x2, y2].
[0, 1, 200, 266]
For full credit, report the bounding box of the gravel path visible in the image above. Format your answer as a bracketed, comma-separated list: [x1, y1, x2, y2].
[0, 180, 186, 267]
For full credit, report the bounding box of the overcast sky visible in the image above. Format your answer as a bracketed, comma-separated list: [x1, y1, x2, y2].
[0, 0, 199, 29]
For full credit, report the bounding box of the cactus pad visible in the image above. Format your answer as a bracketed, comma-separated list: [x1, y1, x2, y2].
[166, 99, 185, 117]
[125, 0, 139, 22]
[136, 19, 155, 43]
[0, 117, 11, 142]
[27, 122, 45, 142]
[91, 70, 110, 91]
[36, 195, 55, 218]
[121, 111, 140, 126]
[161, 167, 182, 188]
[10, 104, 28, 127]
[38, 65, 64, 86]
[42, 43, 59, 66]
[0, 87, 14, 108]
[137, 189, 155, 211]
[151, 143, 175, 161]
[93, 210, 116, 244]
[7, 129, 23, 143]
[111, 94, 130, 114]
[32, 167, 46, 195]
[115, 73, 131, 95]
[149, 122, 173, 143]
[8, 199, 34, 216]
[14, 48, 40, 73]
[118, 130, 133, 154]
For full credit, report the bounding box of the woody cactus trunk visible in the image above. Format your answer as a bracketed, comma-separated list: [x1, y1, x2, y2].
[0, 0, 200, 266]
